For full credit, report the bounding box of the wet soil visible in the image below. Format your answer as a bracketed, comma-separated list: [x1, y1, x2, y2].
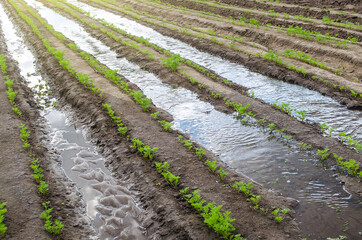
[43, 0, 362, 168]
[88, 0, 362, 108]
[2, 0, 305, 239]
[217, 0, 362, 21]
[0, 0, 361, 239]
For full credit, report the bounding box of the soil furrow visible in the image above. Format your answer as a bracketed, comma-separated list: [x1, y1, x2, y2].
[5, 0, 305, 239]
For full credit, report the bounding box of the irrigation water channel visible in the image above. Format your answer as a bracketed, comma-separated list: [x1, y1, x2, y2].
[70, 0, 362, 146]
[0, 3, 146, 239]
[19, 0, 362, 238]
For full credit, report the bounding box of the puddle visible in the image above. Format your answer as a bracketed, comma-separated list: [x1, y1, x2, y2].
[0, 3, 145, 239]
[15, 0, 362, 238]
[68, 0, 362, 146]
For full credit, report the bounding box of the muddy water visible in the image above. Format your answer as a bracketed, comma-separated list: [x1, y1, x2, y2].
[22, 0, 362, 238]
[0, 3, 146, 239]
[68, 0, 362, 146]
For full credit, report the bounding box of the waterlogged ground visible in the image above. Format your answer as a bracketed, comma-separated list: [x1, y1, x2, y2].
[0, 0, 361, 239]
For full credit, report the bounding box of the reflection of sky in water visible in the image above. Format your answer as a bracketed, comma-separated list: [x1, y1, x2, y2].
[66, 0, 362, 142]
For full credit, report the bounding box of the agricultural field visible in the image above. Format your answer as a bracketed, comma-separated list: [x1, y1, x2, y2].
[0, 0, 361, 239]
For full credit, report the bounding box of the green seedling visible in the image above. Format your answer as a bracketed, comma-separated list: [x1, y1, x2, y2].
[284, 135, 292, 143]
[272, 208, 290, 223]
[183, 140, 193, 150]
[118, 126, 127, 136]
[268, 123, 276, 133]
[150, 112, 159, 120]
[155, 161, 170, 173]
[39, 181, 48, 195]
[0, 202, 7, 237]
[195, 147, 206, 160]
[296, 110, 307, 121]
[131, 138, 143, 150]
[158, 120, 172, 131]
[256, 118, 266, 126]
[317, 148, 330, 161]
[139, 146, 158, 160]
[250, 195, 260, 210]
[177, 135, 183, 142]
[161, 54, 181, 72]
[40, 201, 63, 235]
[231, 181, 253, 198]
[205, 160, 217, 173]
[217, 167, 228, 181]
[189, 76, 198, 85]
[339, 131, 346, 142]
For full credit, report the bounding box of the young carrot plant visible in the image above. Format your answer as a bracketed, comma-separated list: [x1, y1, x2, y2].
[158, 120, 173, 132]
[139, 146, 158, 160]
[183, 140, 193, 150]
[40, 201, 64, 235]
[161, 54, 181, 72]
[155, 162, 180, 187]
[317, 148, 330, 161]
[205, 160, 217, 173]
[195, 147, 206, 160]
[271, 208, 290, 223]
[231, 181, 253, 198]
[150, 111, 159, 120]
[218, 167, 228, 181]
[39, 181, 49, 195]
[0, 202, 7, 237]
[180, 188, 243, 239]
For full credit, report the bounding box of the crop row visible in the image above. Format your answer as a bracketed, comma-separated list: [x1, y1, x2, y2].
[0, 49, 64, 235]
[0, 202, 6, 237]
[45, 0, 361, 175]
[89, 0, 362, 100]
[186, 0, 362, 31]
[117, 3, 345, 77]
[38, 0, 293, 226]
[136, 0, 358, 48]
[10, 1, 247, 237]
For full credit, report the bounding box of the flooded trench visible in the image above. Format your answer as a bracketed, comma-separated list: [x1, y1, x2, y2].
[69, 0, 362, 146]
[0, 2, 146, 239]
[21, 0, 362, 238]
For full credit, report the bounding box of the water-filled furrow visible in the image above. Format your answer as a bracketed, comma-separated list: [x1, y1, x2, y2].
[0, 3, 145, 239]
[19, 2, 362, 238]
[68, 0, 362, 144]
